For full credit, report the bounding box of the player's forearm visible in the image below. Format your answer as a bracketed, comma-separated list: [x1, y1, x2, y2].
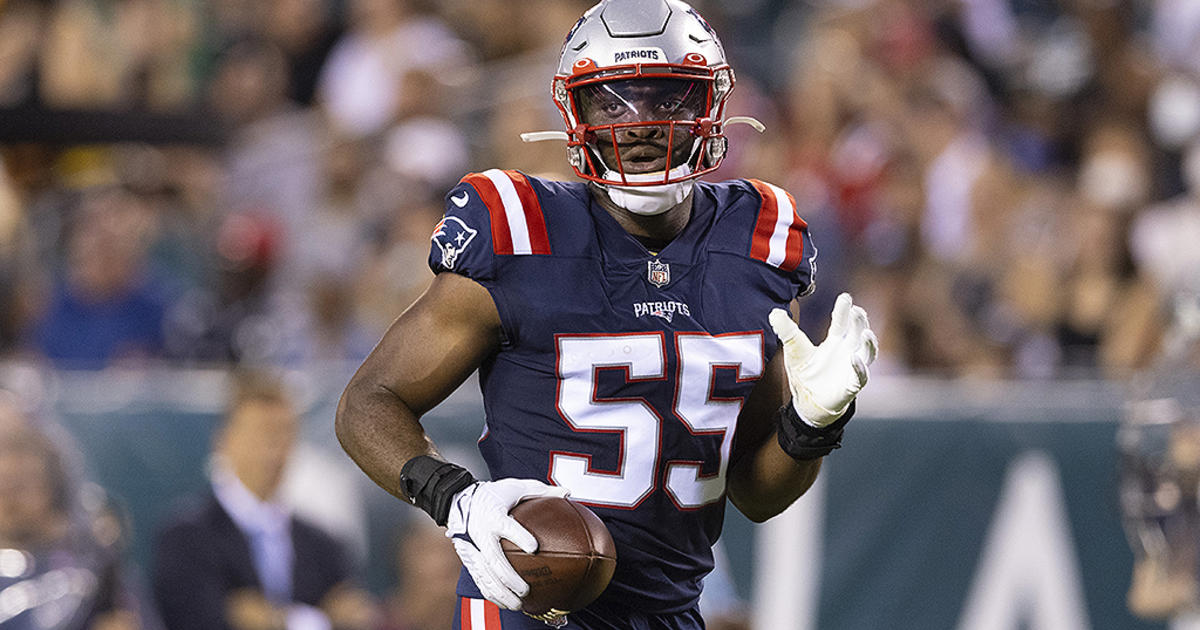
[335, 376, 440, 502]
[728, 295, 874, 522]
[726, 436, 822, 523]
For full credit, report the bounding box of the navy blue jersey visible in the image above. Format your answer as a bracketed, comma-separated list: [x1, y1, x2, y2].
[428, 169, 814, 615]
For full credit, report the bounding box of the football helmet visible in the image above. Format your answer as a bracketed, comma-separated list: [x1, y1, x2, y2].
[522, 0, 763, 194]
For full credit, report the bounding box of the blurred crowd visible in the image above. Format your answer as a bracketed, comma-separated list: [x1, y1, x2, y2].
[2, 0, 1200, 378]
[0, 371, 469, 630]
[6, 1, 1200, 628]
[0, 393, 157, 630]
[763, 0, 1200, 380]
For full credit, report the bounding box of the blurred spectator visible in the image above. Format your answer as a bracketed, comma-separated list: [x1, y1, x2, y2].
[1120, 295, 1200, 625]
[39, 0, 197, 110]
[164, 211, 284, 364]
[209, 37, 368, 374]
[0, 402, 159, 629]
[1124, 419, 1200, 621]
[263, 0, 344, 107]
[442, 0, 587, 62]
[0, 0, 46, 107]
[213, 37, 324, 242]
[288, 133, 386, 363]
[376, 519, 459, 630]
[1028, 119, 1163, 375]
[29, 186, 175, 368]
[1152, 0, 1200, 72]
[316, 0, 472, 139]
[166, 131, 383, 364]
[152, 371, 377, 630]
[295, 277, 378, 364]
[192, 0, 342, 107]
[205, 36, 344, 364]
[351, 200, 442, 336]
[0, 154, 39, 354]
[910, 56, 995, 267]
[483, 64, 571, 180]
[1132, 140, 1200, 301]
[382, 69, 471, 197]
[299, 134, 378, 287]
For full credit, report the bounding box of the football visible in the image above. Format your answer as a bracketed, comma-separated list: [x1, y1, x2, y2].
[501, 496, 617, 616]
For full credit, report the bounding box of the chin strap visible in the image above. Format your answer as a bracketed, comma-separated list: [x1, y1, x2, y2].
[518, 116, 766, 144]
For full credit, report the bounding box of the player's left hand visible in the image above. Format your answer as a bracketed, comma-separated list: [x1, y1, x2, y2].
[445, 478, 570, 610]
[769, 293, 878, 428]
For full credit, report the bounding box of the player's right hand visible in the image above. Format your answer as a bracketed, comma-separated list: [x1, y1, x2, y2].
[445, 478, 570, 610]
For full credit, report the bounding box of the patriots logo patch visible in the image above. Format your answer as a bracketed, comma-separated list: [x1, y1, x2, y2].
[431, 216, 478, 270]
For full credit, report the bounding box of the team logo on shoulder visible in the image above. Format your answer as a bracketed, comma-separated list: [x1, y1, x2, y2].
[431, 216, 477, 270]
[647, 259, 670, 288]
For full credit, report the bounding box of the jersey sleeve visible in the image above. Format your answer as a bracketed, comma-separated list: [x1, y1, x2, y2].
[428, 170, 554, 281]
[427, 177, 496, 281]
[743, 178, 816, 298]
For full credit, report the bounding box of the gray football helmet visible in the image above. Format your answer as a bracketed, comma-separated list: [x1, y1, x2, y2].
[523, 0, 761, 187]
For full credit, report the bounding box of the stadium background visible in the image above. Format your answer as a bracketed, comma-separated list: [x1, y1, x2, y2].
[2, 0, 1200, 628]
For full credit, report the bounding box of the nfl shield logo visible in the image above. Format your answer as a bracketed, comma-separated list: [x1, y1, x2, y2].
[647, 259, 670, 287]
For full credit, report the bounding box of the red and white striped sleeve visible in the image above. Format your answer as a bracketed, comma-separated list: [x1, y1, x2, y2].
[460, 169, 551, 256]
[746, 179, 811, 273]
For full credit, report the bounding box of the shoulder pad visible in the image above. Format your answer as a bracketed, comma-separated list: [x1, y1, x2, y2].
[459, 169, 552, 256]
[745, 179, 810, 273]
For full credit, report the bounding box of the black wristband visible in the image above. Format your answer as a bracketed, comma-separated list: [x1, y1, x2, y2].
[399, 456, 476, 526]
[775, 399, 856, 460]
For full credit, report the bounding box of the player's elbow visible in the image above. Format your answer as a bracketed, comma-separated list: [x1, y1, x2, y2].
[728, 493, 785, 523]
[726, 458, 821, 523]
[334, 376, 382, 455]
[335, 371, 417, 457]
[726, 477, 790, 522]
[725, 467, 778, 523]
[334, 384, 360, 456]
[737, 506, 775, 524]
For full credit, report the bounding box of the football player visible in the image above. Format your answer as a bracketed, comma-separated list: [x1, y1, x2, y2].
[336, 1, 878, 628]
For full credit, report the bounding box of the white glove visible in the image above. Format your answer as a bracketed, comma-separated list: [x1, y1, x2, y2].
[445, 478, 570, 610]
[769, 293, 878, 428]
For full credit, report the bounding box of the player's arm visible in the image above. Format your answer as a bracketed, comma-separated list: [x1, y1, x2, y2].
[726, 352, 822, 522]
[335, 270, 566, 611]
[727, 294, 877, 522]
[335, 270, 499, 501]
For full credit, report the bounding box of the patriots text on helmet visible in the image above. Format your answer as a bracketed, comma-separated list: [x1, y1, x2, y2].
[612, 49, 662, 63]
